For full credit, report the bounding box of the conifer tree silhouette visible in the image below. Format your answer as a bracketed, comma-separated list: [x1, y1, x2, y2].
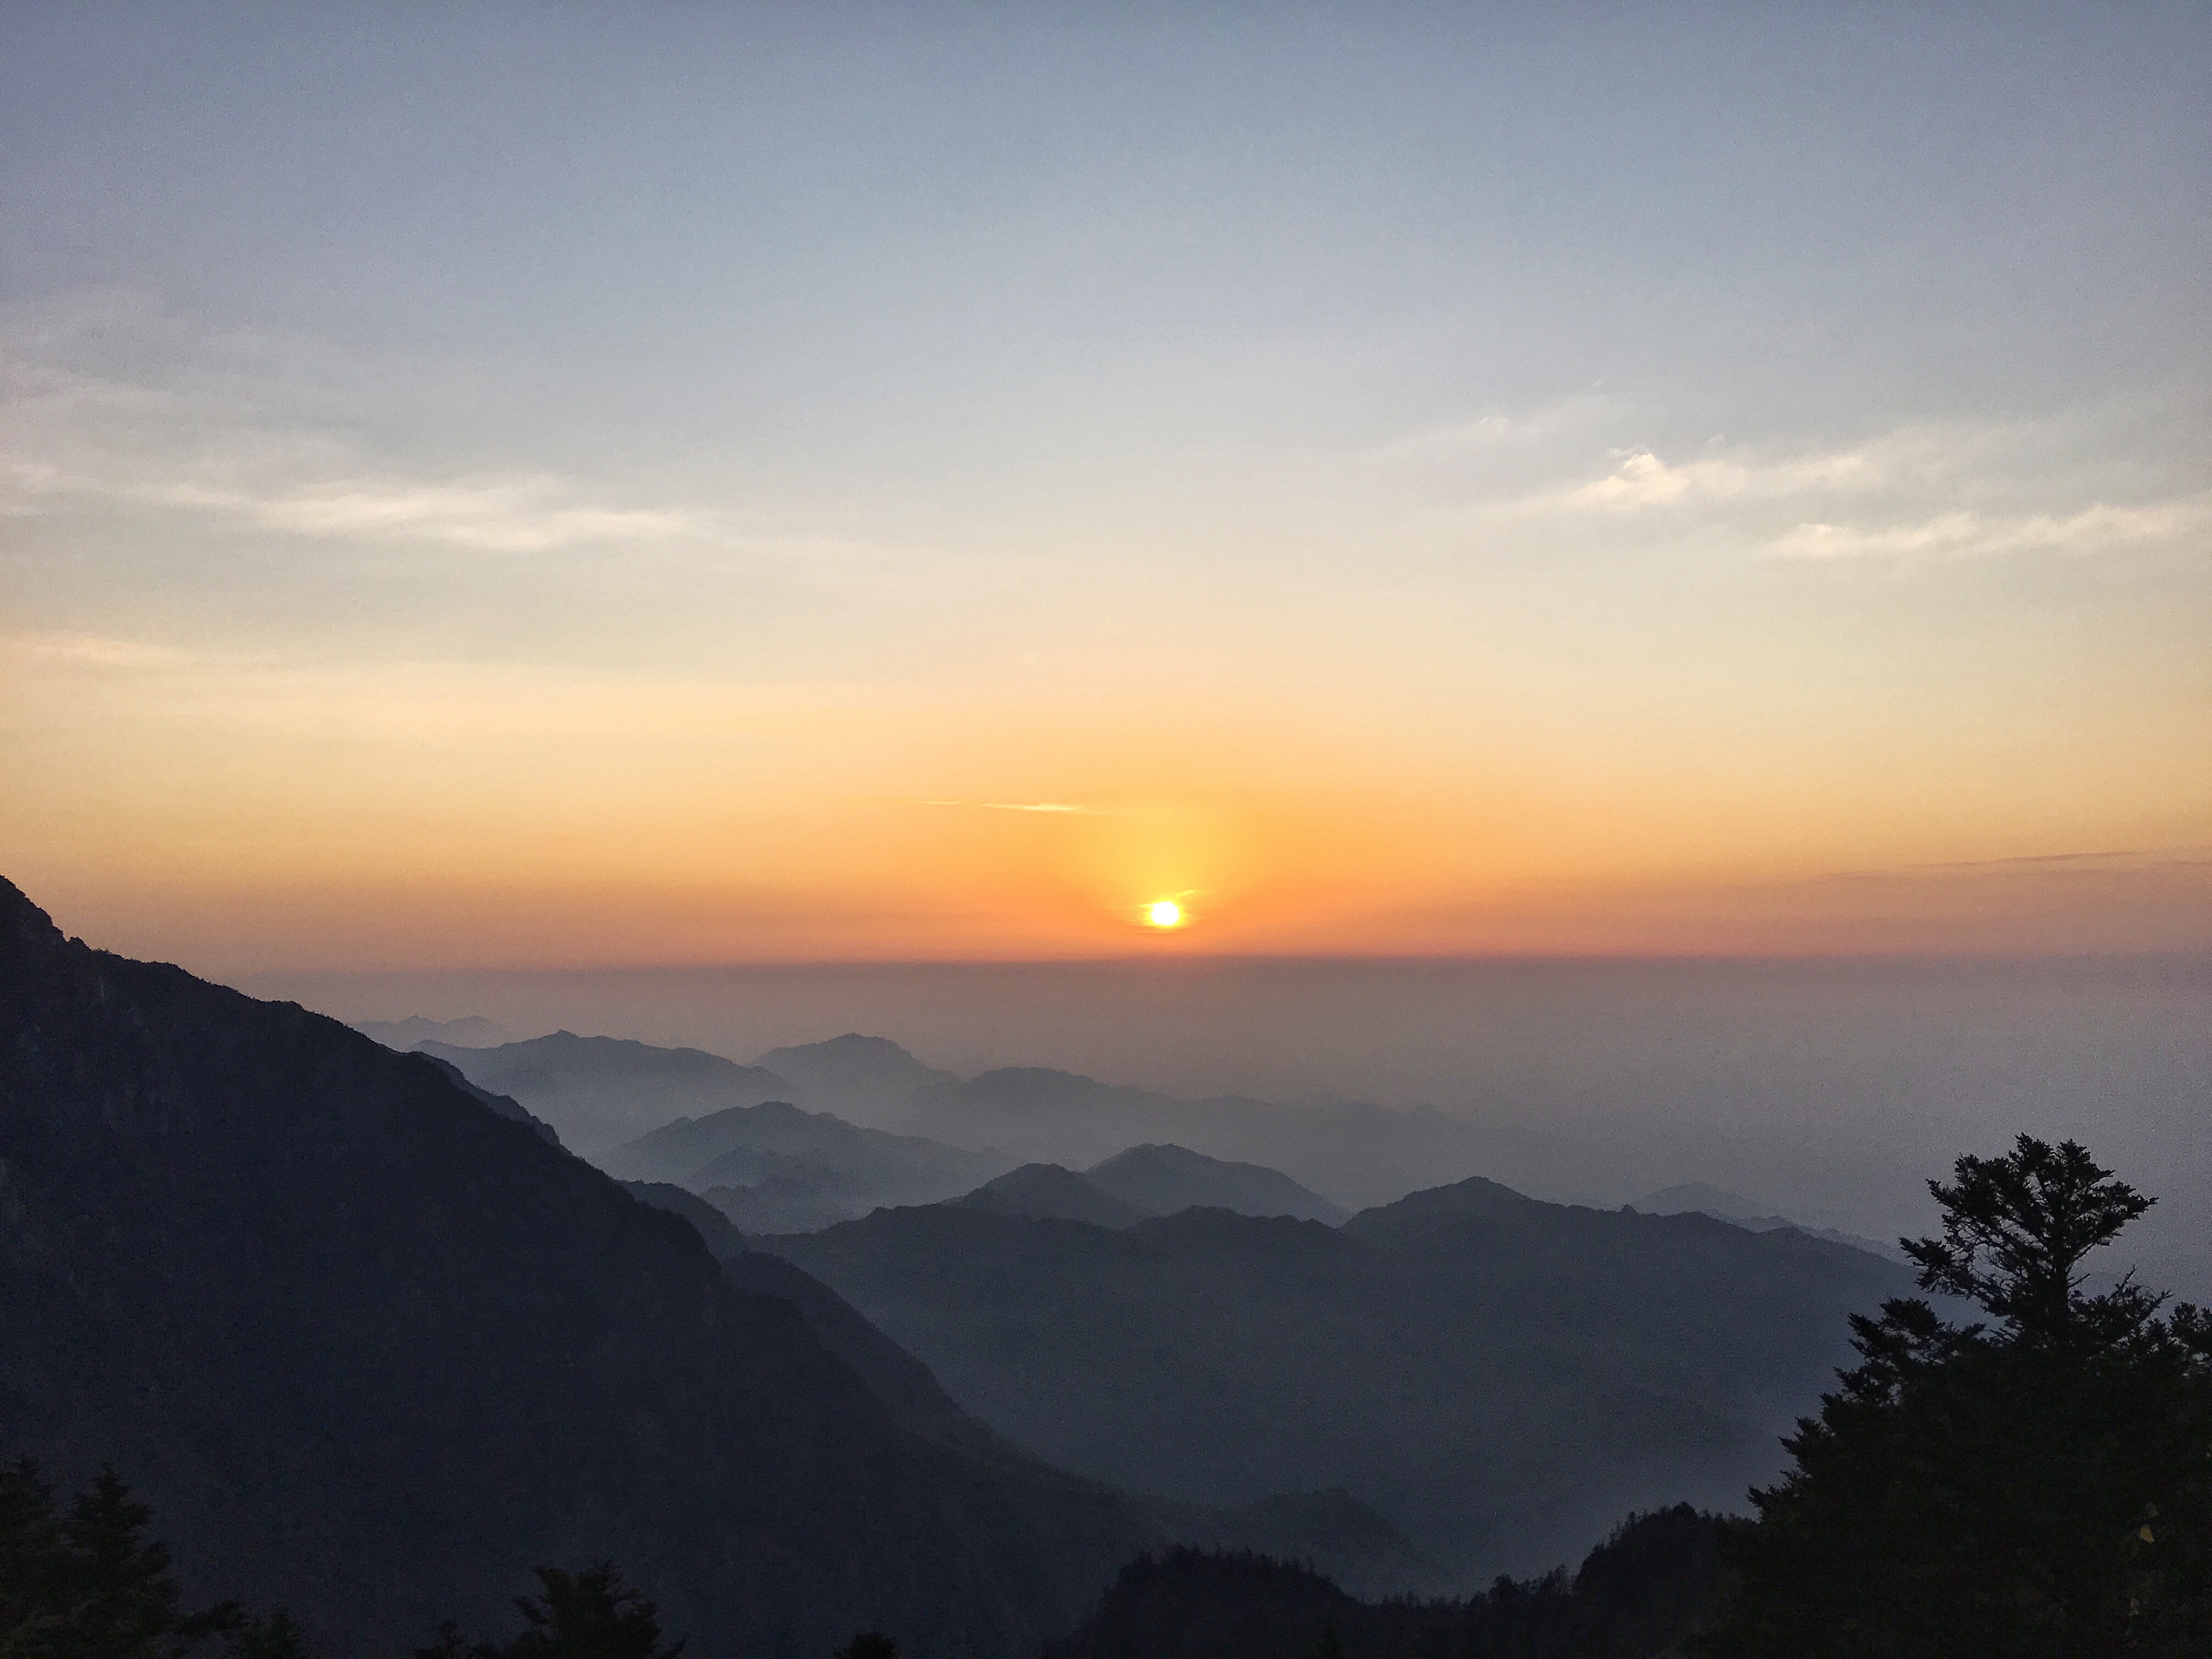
[1708, 1136, 2212, 1657]
[416, 1563, 681, 1659]
[0, 1459, 260, 1658]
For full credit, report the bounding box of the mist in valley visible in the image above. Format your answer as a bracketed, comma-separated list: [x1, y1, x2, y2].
[312, 950, 2212, 1297]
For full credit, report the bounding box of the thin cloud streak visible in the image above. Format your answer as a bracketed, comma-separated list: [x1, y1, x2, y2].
[1771, 497, 2211, 561]
[920, 800, 1095, 814]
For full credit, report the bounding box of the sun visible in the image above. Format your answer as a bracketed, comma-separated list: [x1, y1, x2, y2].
[1146, 900, 1183, 929]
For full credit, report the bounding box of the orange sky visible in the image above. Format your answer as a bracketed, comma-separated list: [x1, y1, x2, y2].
[8, 628, 2208, 973]
[4, 10, 2209, 973]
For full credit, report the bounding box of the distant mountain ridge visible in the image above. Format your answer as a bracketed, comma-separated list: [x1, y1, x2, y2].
[394, 1026, 1622, 1220]
[598, 1098, 1009, 1230]
[889, 1064, 1603, 1212]
[354, 1014, 510, 1049]
[953, 1164, 1152, 1228]
[1635, 1182, 1904, 1261]
[1087, 1143, 1346, 1224]
[942, 1147, 1346, 1229]
[754, 1032, 960, 1113]
[417, 1031, 792, 1153]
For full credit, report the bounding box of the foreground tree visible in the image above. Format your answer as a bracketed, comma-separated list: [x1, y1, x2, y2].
[1709, 1136, 2212, 1657]
[417, 1563, 682, 1659]
[0, 1460, 293, 1658]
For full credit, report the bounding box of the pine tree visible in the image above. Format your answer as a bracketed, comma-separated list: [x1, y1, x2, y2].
[0, 1459, 66, 1658]
[421, 1563, 683, 1659]
[1708, 1136, 2212, 1657]
[223, 1609, 314, 1659]
[0, 1461, 255, 1659]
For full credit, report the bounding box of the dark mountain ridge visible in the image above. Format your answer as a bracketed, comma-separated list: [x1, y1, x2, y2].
[1044, 1505, 1729, 1659]
[0, 878, 1161, 1658]
[417, 1052, 562, 1145]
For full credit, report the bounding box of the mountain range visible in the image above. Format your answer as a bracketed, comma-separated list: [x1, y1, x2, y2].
[597, 1097, 1007, 1230]
[380, 1021, 1626, 1216]
[613, 1177, 1448, 1596]
[413, 1031, 792, 1154]
[352, 1013, 510, 1049]
[949, 1147, 1345, 1228]
[762, 1176, 1915, 1583]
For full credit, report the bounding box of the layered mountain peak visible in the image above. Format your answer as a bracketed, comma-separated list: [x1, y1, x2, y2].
[952, 1162, 1150, 1228]
[1086, 1143, 1347, 1224]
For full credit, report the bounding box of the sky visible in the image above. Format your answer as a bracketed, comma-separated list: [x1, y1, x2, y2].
[4, 3, 2210, 971]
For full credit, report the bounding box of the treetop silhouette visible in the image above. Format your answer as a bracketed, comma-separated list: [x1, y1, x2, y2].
[1903, 1133, 2157, 1341]
[1709, 1135, 2211, 1657]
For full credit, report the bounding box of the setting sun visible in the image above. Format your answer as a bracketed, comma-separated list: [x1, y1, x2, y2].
[1146, 900, 1183, 929]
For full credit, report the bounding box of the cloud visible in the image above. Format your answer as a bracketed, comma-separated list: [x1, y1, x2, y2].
[5, 631, 193, 669]
[921, 800, 1093, 814]
[1, 392, 705, 555]
[1771, 496, 2210, 561]
[1561, 441, 1892, 510]
[0, 295, 710, 555]
[142, 472, 704, 552]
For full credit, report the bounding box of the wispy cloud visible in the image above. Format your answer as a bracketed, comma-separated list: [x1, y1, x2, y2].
[6, 631, 194, 669]
[919, 799, 1094, 814]
[1770, 496, 2211, 561]
[0, 297, 1011, 591]
[0, 294, 692, 561]
[1546, 425, 1996, 512]
[1564, 445, 1878, 508]
[143, 471, 704, 551]
[0, 351, 707, 554]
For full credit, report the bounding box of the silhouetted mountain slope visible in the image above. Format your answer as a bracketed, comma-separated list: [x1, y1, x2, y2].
[599, 1096, 1002, 1218]
[764, 1183, 1914, 1583]
[618, 1175, 988, 1449]
[1043, 1506, 1730, 1659]
[417, 1032, 792, 1154]
[893, 1067, 1604, 1212]
[753, 1033, 958, 1114]
[951, 1164, 1150, 1227]
[419, 1053, 562, 1145]
[1086, 1144, 1346, 1223]
[0, 877, 1161, 1659]
[618, 1179, 748, 1257]
[699, 1173, 867, 1234]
